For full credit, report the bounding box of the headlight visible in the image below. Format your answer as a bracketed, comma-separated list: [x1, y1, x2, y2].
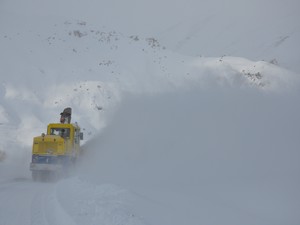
[32, 155, 39, 163]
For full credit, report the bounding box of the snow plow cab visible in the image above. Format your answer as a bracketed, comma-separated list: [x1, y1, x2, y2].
[30, 108, 83, 181]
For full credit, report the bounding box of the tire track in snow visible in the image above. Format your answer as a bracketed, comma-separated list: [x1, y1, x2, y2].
[30, 182, 76, 225]
[55, 177, 147, 225]
[0, 180, 35, 225]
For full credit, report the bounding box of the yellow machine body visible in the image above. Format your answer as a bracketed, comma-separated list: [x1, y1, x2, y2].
[30, 121, 83, 180]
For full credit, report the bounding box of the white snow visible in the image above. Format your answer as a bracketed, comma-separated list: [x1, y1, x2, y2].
[0, 0, 300, 225]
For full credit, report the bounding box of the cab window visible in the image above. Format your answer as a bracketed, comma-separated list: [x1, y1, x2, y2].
[50, 128, 70, 138]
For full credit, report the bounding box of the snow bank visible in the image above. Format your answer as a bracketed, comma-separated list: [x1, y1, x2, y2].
[78, 87, 300, 225]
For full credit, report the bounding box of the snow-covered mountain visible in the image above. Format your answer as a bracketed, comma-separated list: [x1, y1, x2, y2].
[0, 0, 299, 225]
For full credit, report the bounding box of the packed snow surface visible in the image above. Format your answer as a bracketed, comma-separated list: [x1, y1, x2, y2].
[0, 0, 300, 224]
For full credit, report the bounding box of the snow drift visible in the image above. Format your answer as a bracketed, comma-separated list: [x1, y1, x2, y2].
[78, 87, 300, 225]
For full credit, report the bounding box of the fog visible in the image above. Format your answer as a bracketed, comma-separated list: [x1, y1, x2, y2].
[80, 87, 300, 225]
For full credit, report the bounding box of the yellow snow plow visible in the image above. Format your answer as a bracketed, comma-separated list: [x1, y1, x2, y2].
[30, 108, 83, 181]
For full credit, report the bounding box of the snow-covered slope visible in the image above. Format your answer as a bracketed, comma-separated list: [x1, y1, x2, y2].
[0, 18, 298, 147]
[0, 0, 300, 224]
[2, 0, 299, 72]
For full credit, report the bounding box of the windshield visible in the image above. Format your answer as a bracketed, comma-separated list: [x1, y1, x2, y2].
[50, 128, 70, 138]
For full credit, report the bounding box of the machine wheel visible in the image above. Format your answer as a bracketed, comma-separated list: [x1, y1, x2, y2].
[32, 170, 60, 182]
[32, 171, 38, 181]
